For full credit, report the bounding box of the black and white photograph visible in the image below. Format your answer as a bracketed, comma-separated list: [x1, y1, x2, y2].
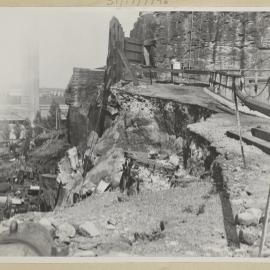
[1, 6, 270, 259]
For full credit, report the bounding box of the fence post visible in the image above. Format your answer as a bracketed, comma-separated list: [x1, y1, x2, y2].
[219, 73, 222, 93]
[214, 72, 217, 90]
[233, 77, 246, 168]
[209, 72, 212, 88]
[259, 184, 270, 257]
[255, 70, 258, 94]
[225, 75, 228, 98]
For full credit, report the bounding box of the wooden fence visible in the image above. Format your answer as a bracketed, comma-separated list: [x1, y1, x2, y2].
[209, 70, 270, 116]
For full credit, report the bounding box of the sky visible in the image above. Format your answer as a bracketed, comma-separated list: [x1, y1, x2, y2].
[0, 8, 140, 90]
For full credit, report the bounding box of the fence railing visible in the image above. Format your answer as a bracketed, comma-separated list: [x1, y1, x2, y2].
[208, 70, 270, 116]
[101, 17, 270, 124]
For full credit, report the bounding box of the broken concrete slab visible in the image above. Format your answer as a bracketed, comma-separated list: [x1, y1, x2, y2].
[96, 180, 110, 193]
[67, 147, 80, 171]
[83, 148, 125, 190]
[78, 221, 100, 237]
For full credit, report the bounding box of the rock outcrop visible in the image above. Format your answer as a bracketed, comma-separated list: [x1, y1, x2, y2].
[65, 67, 104, 146]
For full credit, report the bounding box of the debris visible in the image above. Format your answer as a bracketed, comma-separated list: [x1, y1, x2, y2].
[239, 228, 258, 246]
[56, 222, 76, 241]
[168, 154, 179, 167]
[170, 176, 198, 188]
[107, 105, 119, 116]
[67, 147, 79, 171]
[0, 225, 8, 234]
[73, 250, 97, 257]
[107, 218, 117, 225]
[243, 198, 254, 209]
[236, 208, 262, 226]
[117, 194, 129, 202]
[39, 217, 55, 234]
[96, 180, 111, 193]
[158, 152, 169, 160]
[134, 230, 165, 242]
[245, 187, 253, 196]
[106, 224, 116, 230]
[261, 249, 270, 257]
[78, 242, 99, 250]
[166, 240, 178, 247]
[182, 205, 193, 213]
[148, 150, 159, 159]
[196, 203, 206, 215]
[225, 152, 234, 160]
[52, 245, 69, 256]
[87, 131, 99, 149]
[78, 221, 100, 237]
[0, 182, 11, 193]
[233, 166, 241, 172]
[160, 221, 165, 231]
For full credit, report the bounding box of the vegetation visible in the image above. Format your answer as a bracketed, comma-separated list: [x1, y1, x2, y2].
[33, 99, 62, 135]
[33, 111, 44, 136]
[46, 99, 61, 130]
[1, 121, 10, 141]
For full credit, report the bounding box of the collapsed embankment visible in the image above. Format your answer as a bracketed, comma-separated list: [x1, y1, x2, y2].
[4, 81, 270, 257]
[59, 81, 221, 203]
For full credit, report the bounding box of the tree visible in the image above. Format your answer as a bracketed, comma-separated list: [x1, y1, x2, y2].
[33, 111, 44, 136]
[46, 99, 61, 130]
[1, 121, 10, 141]
[22, 118, 33, 159]
[14, 122, 21, 139]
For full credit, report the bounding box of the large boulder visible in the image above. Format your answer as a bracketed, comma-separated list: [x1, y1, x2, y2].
[39, 217, 55, 235]
[239, 227, 259, 246]
[78, 221, 100, 237]
[57, 170, 83, 206]
[83, 147, 125, 191]
[55, 222, 76, 242]
[236, 208, 262, 226]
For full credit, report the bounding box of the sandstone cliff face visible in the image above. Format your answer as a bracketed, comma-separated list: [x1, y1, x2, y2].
[130, 12, 270, 72]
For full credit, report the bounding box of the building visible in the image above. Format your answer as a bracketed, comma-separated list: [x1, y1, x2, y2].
[39, 88, 69, 120]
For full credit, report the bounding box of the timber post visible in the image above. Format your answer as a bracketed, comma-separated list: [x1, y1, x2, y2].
[232, 77, 246, 168]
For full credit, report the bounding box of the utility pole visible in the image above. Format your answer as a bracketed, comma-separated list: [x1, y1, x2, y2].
[188, 11, 194, 70]
[55, 107, 58, 130]
[198, 13, 203, 62]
